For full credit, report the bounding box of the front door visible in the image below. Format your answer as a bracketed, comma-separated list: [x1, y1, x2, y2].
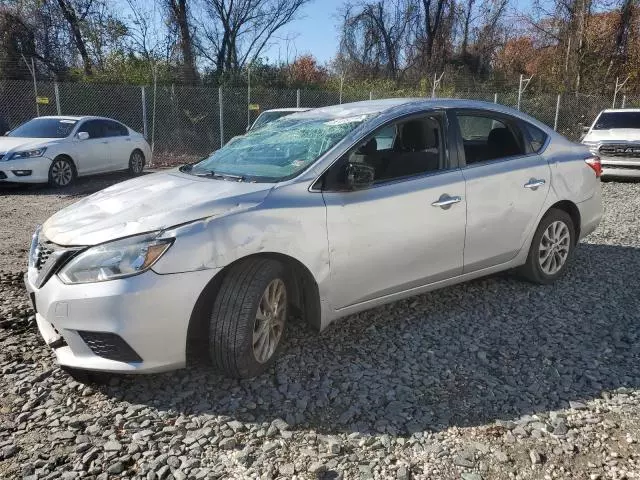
[321, 111, 467, 310]
[73, 119, 110, 174]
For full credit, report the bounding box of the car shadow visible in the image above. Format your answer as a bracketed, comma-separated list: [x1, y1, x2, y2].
[0, 170, 153, 197]
[96, 242, 640, 436]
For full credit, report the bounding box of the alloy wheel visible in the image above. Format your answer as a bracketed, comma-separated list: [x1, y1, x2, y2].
[252, 278, 287, 364]
[131, 152, 144, 173]
[538, 220, 571, 275]
[51, 160, 73, 186]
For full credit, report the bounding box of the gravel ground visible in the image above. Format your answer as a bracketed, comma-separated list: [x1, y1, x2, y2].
[1, 180, 640, 480]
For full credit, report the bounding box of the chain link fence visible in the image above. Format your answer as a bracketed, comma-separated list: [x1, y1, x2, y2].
[0, 79, 634, 164]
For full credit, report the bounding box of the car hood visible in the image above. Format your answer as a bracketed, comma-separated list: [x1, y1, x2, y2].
[583, 129, 640, 143]
[42, 170, 275, 246]
[0, 137, 56, 153]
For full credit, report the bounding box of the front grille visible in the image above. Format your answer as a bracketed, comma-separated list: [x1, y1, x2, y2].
[599, 144, 640, 158]
[35, 241, 55, 272]
[31, 237, 82, 288]
[77, 331, 143, 363]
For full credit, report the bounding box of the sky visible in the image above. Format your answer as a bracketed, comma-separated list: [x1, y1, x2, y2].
[260, 0, 344, 66]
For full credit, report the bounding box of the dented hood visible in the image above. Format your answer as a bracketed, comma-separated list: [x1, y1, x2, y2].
[42, 170, 274, 246]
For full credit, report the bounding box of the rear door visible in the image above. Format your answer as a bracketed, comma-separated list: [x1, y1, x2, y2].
[73, 119, 110, 174]
[452, 109, 551, 273]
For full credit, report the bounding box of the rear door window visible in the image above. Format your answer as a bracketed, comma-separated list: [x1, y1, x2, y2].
[455, 113, 526, 165]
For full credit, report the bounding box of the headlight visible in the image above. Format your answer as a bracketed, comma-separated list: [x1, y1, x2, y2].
[28, 225, 42, 270]
[58, 233, 173, 284]
[9, 148, 47, 160]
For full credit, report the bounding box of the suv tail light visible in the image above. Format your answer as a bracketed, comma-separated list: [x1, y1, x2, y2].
[585, 156, 602, 178]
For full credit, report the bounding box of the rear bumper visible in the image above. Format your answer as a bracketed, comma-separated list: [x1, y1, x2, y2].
[25, 268, 219, 373]
[577, 185, 603, 240]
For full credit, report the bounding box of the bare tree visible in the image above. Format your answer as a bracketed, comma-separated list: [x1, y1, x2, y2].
[166, 0, 198, 83]
[196, 0, 312, 74]
[338, 0, 416, 80]
[55, 0, 94, 75]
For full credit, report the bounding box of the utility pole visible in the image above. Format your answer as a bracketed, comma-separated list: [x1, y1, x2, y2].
[517, 74, 533, 111]
[613, 76, 629, 108]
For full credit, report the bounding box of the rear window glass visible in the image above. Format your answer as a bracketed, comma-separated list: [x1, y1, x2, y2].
[594, 112, 640, 130]
[524, 123, 547, 152]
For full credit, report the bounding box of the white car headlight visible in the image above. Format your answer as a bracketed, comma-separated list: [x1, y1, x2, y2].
[58, 233, 173, 284]
[9, 148, 47, 160]
[28, 225, 42, 270]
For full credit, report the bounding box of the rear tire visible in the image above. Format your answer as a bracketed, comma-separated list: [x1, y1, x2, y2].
[519, 208, 576, 284]
[208, 259, 288, 379]
[48, 157, 76, 188]
[128, 150, 145, 175]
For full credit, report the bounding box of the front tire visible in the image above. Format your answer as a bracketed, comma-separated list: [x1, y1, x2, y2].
[209, 259, 288, 379]
[519, 208, 576, 284]
[128, 150, 145, 175]
[48, 157, 76, 188]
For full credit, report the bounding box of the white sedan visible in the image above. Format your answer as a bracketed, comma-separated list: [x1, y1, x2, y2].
[0, 116, 152, 187]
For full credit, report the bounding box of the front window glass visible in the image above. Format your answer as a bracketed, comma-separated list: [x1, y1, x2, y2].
[594, 112, 640, 130]
[192, 114, 371, 181]
[8, 118, 77, 138]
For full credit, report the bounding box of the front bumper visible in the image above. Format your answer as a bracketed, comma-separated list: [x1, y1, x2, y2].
[24, 267, 219, 373]
[0, 156, 52, 183]
[600, 157, 640, 179]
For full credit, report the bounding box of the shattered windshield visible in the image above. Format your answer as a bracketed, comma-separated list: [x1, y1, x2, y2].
[191, 114, 371, 182]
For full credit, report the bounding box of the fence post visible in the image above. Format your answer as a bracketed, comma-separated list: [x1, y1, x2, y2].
[494, 93, 498, 104]
[296, 89, 301, 108]
[54, 82, 61, 115]
[141, 86, 148, 139]
[554, 94, 561, 131]
[369, 91, 373, 101]
[219, 87, 224, 148]
[622, 95, 627, 108]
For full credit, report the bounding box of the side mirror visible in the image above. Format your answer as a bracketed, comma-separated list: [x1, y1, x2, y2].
[76, 131, 89, 140]
[345, 162, 375, 190]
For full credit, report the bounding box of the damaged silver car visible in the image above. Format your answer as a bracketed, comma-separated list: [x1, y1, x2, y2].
[25, 99, 602, 379]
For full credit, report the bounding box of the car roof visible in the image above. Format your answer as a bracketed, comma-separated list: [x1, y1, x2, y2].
[260, 108, 310, 113]
[599, 108, 640, 113]
[36, 115, 125, 122]
[287, 98, 554, 133]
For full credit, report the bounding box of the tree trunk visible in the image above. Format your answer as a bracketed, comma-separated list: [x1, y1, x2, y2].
[55, 0, 92, 76]
[168, 0, 198, 84]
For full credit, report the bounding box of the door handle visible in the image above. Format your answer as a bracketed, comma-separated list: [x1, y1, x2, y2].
[101, 141, 109, 144]
[524, 178, 546, 190]
[431, 194, 462, 209]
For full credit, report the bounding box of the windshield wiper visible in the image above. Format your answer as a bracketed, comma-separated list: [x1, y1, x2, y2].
[191, 169, 246, 182]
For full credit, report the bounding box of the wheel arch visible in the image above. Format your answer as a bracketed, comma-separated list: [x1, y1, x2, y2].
[53, 153, 77, 170]
[546, 200, 581, 242]
[185, 252, 321, 364]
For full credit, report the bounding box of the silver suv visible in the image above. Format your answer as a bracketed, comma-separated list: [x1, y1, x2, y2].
[26, 99, 602, 379]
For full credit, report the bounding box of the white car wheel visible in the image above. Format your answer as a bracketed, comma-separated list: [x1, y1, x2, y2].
[48, 158, 75, 188]
[129, 150, 145, 175]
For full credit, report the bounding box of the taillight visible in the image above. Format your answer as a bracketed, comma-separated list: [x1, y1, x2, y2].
[585, 156, 602, 178]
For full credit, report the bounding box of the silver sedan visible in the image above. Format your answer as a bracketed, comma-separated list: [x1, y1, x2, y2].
[25, 99, 603, 379]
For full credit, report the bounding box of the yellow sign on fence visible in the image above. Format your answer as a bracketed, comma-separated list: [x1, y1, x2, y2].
[248, 104, 260, 111]
[36, 97, 50, 105]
